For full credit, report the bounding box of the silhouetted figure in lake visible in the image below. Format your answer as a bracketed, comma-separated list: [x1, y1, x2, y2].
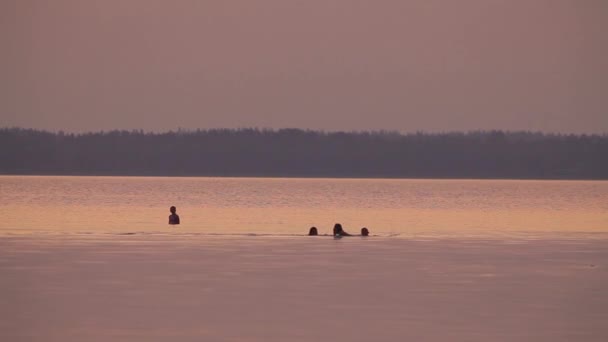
[333, 223, 352, 237]
[168, 206, 180, 225]
[361, 227, 369, 236]
[308, 227, 318, 236]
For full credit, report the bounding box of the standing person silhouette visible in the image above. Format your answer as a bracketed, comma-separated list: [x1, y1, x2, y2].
[168, 206, 180, 225]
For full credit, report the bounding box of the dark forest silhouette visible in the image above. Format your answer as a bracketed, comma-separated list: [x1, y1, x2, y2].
[1, 127, 607, 179]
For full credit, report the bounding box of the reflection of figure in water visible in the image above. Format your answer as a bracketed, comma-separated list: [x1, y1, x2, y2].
[168, 206, 180, 225]
[361, 227, 369, 236]
[308, 227, 318, 236]
[333, 223, 352, 237]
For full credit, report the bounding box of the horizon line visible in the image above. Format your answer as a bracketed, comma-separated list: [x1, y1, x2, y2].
[3, 126, 607, 137]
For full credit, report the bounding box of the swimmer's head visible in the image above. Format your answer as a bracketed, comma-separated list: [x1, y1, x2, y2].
[170, 206, 177, 214]
[308, 227, 318, 236]
[333, 223, 343, 236]
[361, 227, 369, 236]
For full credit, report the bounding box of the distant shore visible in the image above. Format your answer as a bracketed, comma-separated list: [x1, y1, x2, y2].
[2, 128, 607, 179]
[2, 173, 608, 181]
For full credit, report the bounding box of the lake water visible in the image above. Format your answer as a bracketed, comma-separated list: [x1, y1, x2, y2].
[3, 176, 608, 341]
[1, 176, 607, 237]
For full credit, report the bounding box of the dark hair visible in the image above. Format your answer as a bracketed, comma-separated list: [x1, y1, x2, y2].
[361, 227, 369, 236]
[170, 206, 176, 213]
[308, 227, 318, 236]
[333, 223, 343, 236]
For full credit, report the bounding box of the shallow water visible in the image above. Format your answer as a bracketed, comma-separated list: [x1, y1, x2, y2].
[1, 176, 607, 237]
[2, 176, 608, 341]
[1, 235, 607, 342]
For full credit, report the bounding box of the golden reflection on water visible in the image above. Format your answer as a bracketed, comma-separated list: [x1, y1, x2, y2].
[1, 176, 607, 236]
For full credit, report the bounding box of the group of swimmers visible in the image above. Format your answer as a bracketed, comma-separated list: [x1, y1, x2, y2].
[169, 206, 370, 237]
[310, 224, 370, 237]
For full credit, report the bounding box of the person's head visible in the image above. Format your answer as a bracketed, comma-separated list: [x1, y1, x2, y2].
[361, 227, 369, 236]
[333, 223, 343, 235]
[308, 227, 318, 236]
[170, 206, 177, 214]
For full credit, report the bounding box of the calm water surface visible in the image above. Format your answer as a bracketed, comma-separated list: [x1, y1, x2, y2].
[1, 176, 607, 237]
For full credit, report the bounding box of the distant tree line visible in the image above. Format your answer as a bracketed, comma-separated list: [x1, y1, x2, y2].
[1, 127, 607, 179]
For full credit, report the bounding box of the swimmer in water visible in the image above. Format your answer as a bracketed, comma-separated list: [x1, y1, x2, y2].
[333, 223, 352, 237]
[168, 206, 180, 225]
[308, 227, 318, 236]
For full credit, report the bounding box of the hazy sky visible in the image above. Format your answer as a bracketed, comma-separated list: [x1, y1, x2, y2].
[2, 0, 607, 133]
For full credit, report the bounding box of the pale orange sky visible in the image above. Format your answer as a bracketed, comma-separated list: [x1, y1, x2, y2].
[1, 0, 607, 133]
